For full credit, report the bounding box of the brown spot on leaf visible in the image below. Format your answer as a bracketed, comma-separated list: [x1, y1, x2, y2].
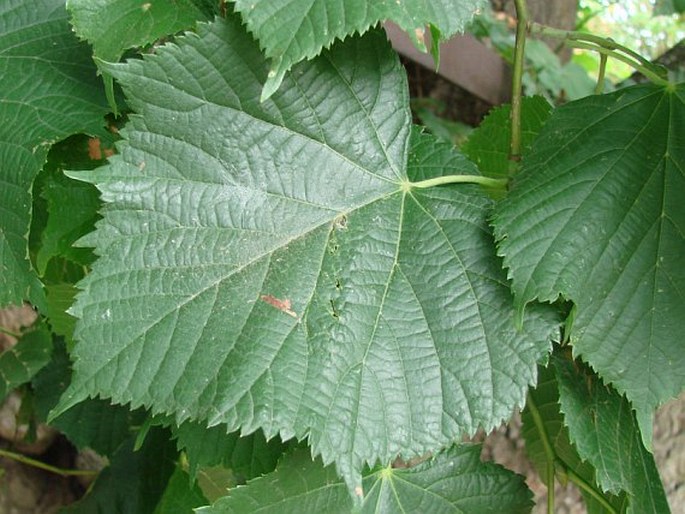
[88, 138, 102, 160]
[260, 294, 297, 318]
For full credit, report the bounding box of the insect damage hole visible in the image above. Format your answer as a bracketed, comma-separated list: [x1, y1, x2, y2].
[333, 213, 348, 231]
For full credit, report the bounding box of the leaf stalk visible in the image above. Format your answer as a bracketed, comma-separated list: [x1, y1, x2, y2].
[0, 448, 99, 477]
[410, 175, 508, 189]
[526, 392, 556, 513]
[529, 23, 670, 87]
[0, 325, 21, 338]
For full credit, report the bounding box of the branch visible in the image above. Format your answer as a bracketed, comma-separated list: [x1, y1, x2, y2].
[509, 0, 529, 167]
[529, 23, 670, 87]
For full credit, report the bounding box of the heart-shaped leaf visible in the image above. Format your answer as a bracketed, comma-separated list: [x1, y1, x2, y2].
[56, 16, 558, 489]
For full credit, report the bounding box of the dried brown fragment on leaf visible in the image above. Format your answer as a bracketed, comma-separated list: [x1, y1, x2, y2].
[88, 138, 115, 160]
[260, 294, 297, 318]
[88, 138, 103, 160]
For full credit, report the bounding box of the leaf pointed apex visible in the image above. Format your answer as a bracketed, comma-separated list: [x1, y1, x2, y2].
[48, 384, 90, 422]
[260, 60, 286, 102]
[428, 23, 442, 70]
[635, 408, 653, 452]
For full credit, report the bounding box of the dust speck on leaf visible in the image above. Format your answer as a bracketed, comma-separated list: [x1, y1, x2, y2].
[260, 294, 297, 318]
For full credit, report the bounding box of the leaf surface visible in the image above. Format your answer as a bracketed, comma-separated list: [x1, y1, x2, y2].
[462, 96, 552, 180]
[200, 445, 532, 514]
[0, 326, 52, 401]
[58, 17, 557, 489]
[62, 427, 177, 514]
[232, 0, 487, 99]
[67, 0, 211, 62]
[32, 340, 145, 456]
[522, 357, 626, 514]
[492, 84, 685, 443]
[0, 0, 109, 308]
[153, 466, 208, 514]
[173, 422, 289, 480]
[37, 170, 101, 274]
[554, 357, 670, 514]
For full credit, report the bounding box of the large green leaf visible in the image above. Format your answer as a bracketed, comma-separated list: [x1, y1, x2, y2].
[0, 0, 109, 308]
[554, 357, 670, 514]
[56, 17, 558, 490]
[232, 0, 488, 100]
[200, 445, 532, 513]
[492, 84, 685, 444]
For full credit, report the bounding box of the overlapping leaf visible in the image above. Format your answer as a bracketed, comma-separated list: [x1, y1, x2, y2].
[554, 357, 670, 514]
[0, 0, 109, 308]
[62, 428, 177, 514]
[172, 422, 289, 480]
[57, 17, 558, 489]
[522, 358, 626, 514]
[67, 0, 212, 111]
[233, 0, 488, 99]
[0, 326, 52, 401]
[463, 95, 552, 180]
[492, 84, 685, 444]
[67, 0, 212, 63]
[200, 446, 532, 514]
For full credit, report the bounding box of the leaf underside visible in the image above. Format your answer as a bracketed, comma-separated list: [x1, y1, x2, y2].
[232, 0, 488, 99]
[493, 84, 685, 444]
[59, 16, 558, 489]
[0, 0, 109, 308]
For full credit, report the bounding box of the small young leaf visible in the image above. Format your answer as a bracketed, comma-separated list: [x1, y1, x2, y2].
[0, 0, 109, 309]
[37, 170, 101, 274]
[462, 95, 552, 180]
[0, 326, 52, 402]
[232, 0, 488, 100]
[493, 84, 685, 445]
[554, 357, 671, 514]
[200, 445, 533, 514]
